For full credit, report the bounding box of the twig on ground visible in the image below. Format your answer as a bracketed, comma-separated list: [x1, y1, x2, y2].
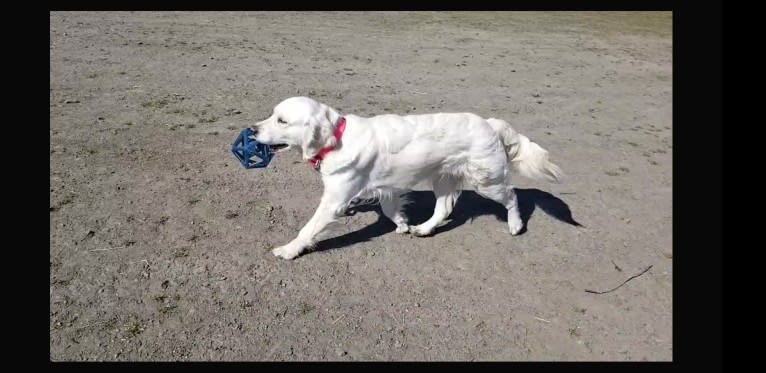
[611, 260, 622, 272]
[88, 246, 125, 252]
[585, 265, 653, 294]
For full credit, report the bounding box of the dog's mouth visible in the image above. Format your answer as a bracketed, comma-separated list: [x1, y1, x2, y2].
[270, 144, 290, 152]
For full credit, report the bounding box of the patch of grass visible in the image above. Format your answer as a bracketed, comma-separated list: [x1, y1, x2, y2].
[240, 300, 253, 309]
[197, 115, 220, 124]
[153, 294, 180, 314]
[297, 301, 316, 314]
[172, 247, 190, 258]
[573, 306, 587, 314]
[159, 304, 177, 314]
[50, 278, 71, 286]
[618, 167, 630, 173]
[188, 198, 200, 205]
[125, 319, 145, 337]
[625, 142, 639, 147]
[605, 170, 620, 176]
[568, 326, 582, 337]
[124, 121, 133, 126]
[649, 160, 659, 165]
[60, 193, 77, 206]
[87, 73, 98, 79]
[104, 317, 119, 330]
[142, 98, 170, 109]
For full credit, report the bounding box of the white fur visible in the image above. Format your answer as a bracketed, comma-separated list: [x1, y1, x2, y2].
[252, 96, 563, 259]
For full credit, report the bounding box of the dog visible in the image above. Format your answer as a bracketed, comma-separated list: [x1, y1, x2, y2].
[251, 96, 563, 259]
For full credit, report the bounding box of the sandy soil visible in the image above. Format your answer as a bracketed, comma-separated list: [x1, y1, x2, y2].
[50, 11, 672, 361]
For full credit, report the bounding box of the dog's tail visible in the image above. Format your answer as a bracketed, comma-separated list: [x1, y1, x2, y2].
[486, 118, 564, 183]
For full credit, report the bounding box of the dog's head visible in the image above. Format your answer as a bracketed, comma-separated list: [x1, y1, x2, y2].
[251, 96, 341, 161]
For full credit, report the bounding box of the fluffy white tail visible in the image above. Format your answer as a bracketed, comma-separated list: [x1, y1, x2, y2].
[487, 118, 564, 183]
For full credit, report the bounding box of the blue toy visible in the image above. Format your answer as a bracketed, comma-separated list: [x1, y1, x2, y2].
[231, 128, 275, 169]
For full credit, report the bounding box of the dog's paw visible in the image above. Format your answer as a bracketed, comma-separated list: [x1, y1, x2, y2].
[395, 224, 410, 234]
[508, 218, 524, 236]
[409, 224, 433, 237]
[272, 245, 301, 260]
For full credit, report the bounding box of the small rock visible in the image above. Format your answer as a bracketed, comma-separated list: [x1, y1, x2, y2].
[202, 64, 207, 67]
[64, 99, 80, 104]
[82, 230, 95, 241]
[336, 348, 347, 357]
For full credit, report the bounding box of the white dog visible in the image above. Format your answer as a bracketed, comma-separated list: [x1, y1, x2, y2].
[252, 96, 563, 259]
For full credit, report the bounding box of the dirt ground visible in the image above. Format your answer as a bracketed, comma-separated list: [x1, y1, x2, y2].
[49, 11, 672, 361]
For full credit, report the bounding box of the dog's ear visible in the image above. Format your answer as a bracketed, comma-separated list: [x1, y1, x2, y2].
[301, 105, 336, 160]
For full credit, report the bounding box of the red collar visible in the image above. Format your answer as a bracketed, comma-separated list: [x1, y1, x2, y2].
[308, 117, 346, 169]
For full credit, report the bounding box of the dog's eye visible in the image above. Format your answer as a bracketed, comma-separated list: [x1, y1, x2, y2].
[277, 118, 287, 124]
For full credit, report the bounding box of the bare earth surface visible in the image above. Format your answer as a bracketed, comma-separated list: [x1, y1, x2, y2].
[50, 11, 672, 361]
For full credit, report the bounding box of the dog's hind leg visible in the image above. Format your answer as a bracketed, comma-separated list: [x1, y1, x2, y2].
[465, 154, 524, 235]
[410, 177, 460, 237]
[473, 181, 523, 235]
[380, 193, 410, 234]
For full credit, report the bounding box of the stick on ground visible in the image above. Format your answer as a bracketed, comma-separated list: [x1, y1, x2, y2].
[585, 265, 653, 294]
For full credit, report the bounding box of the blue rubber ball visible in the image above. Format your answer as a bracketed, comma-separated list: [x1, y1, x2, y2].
[231, 128, 274, 169]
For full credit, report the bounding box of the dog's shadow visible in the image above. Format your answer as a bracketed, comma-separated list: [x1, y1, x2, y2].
[313, 188, 583, 253]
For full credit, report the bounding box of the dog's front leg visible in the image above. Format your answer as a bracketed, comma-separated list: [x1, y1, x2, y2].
[272, 178, 360, 260]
